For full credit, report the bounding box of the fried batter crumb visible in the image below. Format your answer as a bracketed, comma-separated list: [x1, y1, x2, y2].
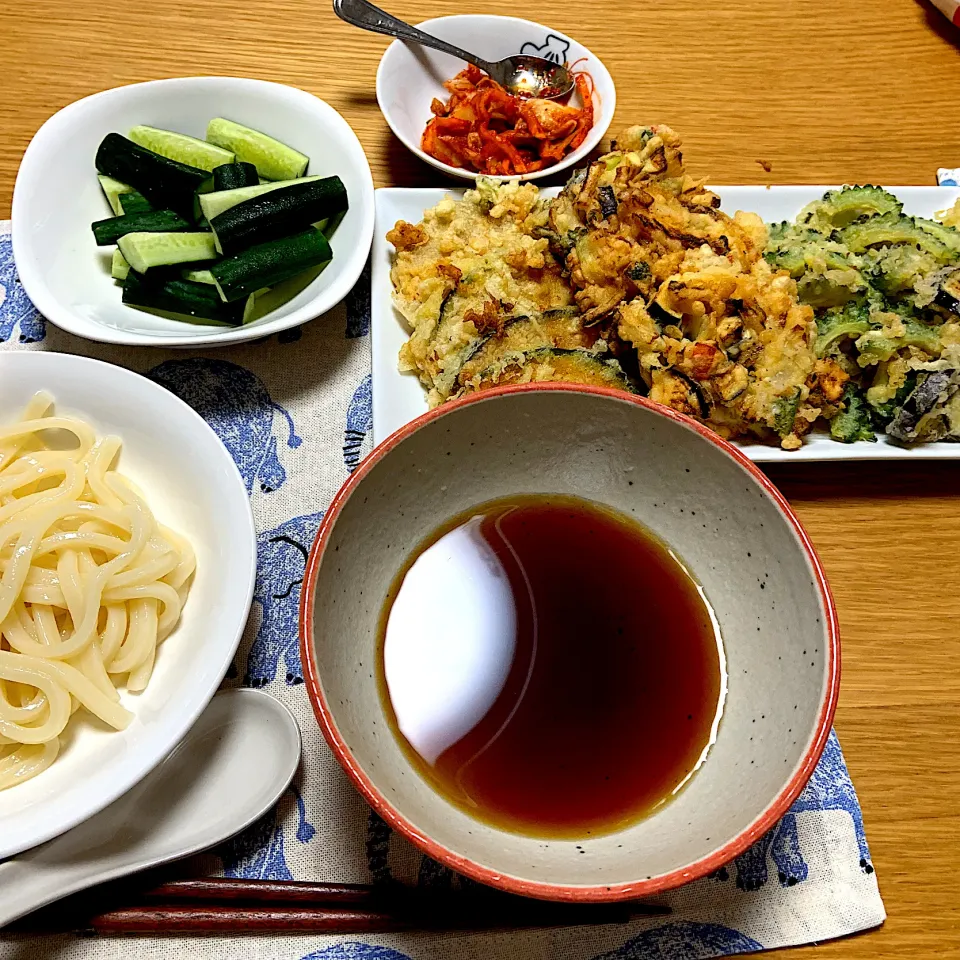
[386, 221, 428, 250]
[464, 300, 508, 336]
[437, 262, 462, 282]
[812, 358, 850, 403]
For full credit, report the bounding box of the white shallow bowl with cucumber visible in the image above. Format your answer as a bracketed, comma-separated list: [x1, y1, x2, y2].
[12, 76, 375, 346]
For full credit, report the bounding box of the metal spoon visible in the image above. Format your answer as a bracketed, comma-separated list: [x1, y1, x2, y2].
[334, 0, 575, 99]
[0, 688, 301, 929]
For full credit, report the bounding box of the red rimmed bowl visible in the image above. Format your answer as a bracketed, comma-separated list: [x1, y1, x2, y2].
[299, 385, 839, 902]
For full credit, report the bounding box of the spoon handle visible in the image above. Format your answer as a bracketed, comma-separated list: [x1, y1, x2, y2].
[333, 0, 496, 74]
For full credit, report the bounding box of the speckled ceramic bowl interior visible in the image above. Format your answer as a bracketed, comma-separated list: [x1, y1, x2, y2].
[300, 385, 839, 901]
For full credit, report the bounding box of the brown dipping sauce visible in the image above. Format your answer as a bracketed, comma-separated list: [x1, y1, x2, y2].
[378, 494, 725, 839]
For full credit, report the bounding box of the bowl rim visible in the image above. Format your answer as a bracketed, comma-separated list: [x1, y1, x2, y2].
[0, 350, 257, 858]
[299, 382, 841, 902]
[375, 14, 616, 183]
[11, 75, 375, 348]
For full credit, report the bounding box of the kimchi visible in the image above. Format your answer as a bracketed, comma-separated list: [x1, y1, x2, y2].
[421, 64, 594, 176]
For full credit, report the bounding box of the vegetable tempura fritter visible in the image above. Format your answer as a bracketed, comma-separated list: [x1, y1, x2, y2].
[542, 125, 819, 448]
[388, 180, 629, 405]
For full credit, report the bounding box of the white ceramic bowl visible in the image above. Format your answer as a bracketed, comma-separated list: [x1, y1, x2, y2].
[301, 384, 840, 902]
[0, 352, 256, 857]
[11, 77, 375, 347]
[376, 16, 616, 182]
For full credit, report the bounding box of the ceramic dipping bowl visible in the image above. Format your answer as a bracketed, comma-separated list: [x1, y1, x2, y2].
[300, 384, 839, 902]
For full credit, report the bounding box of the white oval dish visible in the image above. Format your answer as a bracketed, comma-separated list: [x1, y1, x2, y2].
[12, 76, 375, 347]
[0, 352, 256, 858]
[376, 15, 616, 182]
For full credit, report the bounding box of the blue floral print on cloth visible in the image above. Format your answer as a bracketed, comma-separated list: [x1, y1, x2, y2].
[592, 922, 762, 959]
[147, 358, 303, 494]
[344, 374, 373, 472]
[302, 946, 412, 960]
[0, 220, 884, 960]
[0, 234, 45, 343]
[245, 511, 326, 688]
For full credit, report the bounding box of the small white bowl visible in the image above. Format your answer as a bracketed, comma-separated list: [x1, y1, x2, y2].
[0, 351, 256, 857]
[376, 15, 616, 182]
[11, 77, 375, 347]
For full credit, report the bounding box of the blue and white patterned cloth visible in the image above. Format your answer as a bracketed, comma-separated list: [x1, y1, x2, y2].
[0, 222, 884, 960]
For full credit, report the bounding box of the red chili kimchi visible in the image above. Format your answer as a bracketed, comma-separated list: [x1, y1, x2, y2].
[421, 64, 594, 176]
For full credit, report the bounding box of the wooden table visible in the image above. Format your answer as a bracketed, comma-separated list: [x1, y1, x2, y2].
[3, 0, 960, 955]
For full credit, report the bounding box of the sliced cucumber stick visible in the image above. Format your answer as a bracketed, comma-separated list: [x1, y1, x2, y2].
[213, 162, 259, 191]
[183, 268, 217, 284]
[92, 210, 190, 246]
[211, 228, 331, 302]
[123, 271, 243, 325]
[118, 231, 217, 274]
[209, 176, 348, 256]
[198, 176, 322, 222]
[98, 175, 134, 215]
[128, 125, 235, 173]
[111, 249, 131, 281]
[96, 133, 209, 219]
[206, 118, 308, 181]
[322, 208, 345, 239]
[242, 263, 327, 324]
[119, 191, 152, 215]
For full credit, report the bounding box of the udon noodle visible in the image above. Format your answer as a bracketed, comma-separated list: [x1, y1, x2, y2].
[0, 392, 195, 790]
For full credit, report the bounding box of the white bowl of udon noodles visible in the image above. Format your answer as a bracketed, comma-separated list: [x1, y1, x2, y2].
[0, 351, 255, 858]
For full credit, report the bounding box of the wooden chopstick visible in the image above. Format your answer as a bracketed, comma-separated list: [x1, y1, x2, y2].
[141, 877, 379, 905]
[9, 877, 669, 936]
[78, 906, 427, 935]
[73, 903, 639, 935]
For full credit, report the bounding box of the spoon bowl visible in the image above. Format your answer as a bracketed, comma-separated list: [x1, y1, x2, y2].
[492, 55, 573, 100]
[0, 688, 302, 929]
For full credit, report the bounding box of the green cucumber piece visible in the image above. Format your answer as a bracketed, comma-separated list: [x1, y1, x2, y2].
[92, 210, 190, 246]
[98, 175, 134, 215]
[206, 118, 309, 181]
[111, 249, 131, 281]
[192, 179, 214, 225]
[213, 162, 260, 191]
[242, 288, 270, 324]
[208, 176, 348, 256]
[128, 125, 235, 173]
[321, 208, 345, 239]
[117, 231, 217, 274]
[118, 191, 152, 215]
[95, 133, 209, 218]
[211, 228, 331, 302]
[242, 263, 327, 324]
[183, 268, 217, 284]
[197, 176, 322, 222]
[122, 271, 243, 325]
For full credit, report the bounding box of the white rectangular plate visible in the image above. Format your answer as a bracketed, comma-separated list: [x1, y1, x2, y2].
[372, 185, 960, 461]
